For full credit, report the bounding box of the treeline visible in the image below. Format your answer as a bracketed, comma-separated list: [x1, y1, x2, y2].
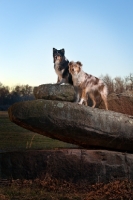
[0, 73, 133, 110]
[0, 83, 34, 110]
[100, 73, 133, 94]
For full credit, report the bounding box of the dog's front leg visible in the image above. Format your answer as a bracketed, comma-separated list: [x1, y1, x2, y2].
[56, 78, 66, 85]
[57, 76, 60, 83]
[78, 89, 87, 105]
[74, 87, 80, 102]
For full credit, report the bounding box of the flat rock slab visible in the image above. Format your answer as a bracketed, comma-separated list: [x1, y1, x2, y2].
[8, 100, 133, 152]
[0, 149, 133, 183]
[34, 84, 75, 102]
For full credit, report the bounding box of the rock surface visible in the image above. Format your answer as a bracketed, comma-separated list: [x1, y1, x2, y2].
[8, 99, 133, 152]
[0, 149, 133, 183]
[34, 84, 75, 102]
[99, 91, 133, 115]
[34, 84, 133, 115]
[6, 85, 133, 184]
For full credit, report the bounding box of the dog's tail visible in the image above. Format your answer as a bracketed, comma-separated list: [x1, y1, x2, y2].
[99, 80, 108, 97]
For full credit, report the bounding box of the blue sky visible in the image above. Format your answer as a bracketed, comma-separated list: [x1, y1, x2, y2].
[0, 0, 133, 87]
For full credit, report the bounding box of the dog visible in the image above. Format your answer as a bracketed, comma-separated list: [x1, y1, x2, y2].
[68, 61, 108, 110]
[53, 48, 73, 85]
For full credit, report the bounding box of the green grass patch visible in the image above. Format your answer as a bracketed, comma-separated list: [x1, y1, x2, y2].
[0, 111, 76, 152]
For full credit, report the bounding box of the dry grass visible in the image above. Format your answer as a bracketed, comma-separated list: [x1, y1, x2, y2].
[0, 178, 133, 200]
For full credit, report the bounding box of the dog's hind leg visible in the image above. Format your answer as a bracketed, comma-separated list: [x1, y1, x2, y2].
[100, 92, 108, 110]
[89, 93, 96, 108]
[100, 86, 108, 110]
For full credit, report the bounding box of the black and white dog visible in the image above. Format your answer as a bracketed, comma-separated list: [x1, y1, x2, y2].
[53, 48, 73, 85]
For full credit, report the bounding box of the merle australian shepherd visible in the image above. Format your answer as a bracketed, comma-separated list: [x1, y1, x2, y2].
[68, 61, 108, 110]
[53, 48, 73, 85]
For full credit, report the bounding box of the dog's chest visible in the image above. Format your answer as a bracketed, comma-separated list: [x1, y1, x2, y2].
[72, 73, 84, 86]
[54, 64, 64, 80]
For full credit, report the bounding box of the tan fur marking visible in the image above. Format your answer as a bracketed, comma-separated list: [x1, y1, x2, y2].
[100, 92, 108, 110]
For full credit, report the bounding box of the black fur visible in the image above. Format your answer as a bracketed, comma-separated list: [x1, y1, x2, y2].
[53, 48, 73, 84]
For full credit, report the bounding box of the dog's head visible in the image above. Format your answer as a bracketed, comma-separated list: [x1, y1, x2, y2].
[68, 61, 82, 75]
[53, 48, 65, 63]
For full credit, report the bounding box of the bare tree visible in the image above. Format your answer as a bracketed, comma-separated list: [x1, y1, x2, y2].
[100, 74, 114, 94]
[11, 84, 34, 102]
[114, 76, 126, 93]
[125, 73, 133, 91]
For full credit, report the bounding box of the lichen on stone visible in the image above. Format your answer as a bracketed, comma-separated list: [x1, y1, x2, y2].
[57, 102, 64, 108]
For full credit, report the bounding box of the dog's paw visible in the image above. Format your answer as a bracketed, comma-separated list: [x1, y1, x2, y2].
[61, 83, 69, 85]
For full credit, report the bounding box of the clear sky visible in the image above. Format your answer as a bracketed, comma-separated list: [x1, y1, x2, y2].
[0, 0, 133, 87]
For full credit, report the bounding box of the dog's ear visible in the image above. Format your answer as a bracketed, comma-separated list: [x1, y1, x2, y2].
[60, 49, 65, 53]
[53, 48, 57, 62]
[53, 48, 57, 55]
[76, 61, 82, 67]
[68, 61, 73, 67]
[60, 49, 65, 56]
[68, 61, 73, 73]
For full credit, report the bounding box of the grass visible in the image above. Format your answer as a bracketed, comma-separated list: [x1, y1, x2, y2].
[0, 111, 76, 152]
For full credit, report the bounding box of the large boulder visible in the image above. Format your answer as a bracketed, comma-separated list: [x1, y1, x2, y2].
[0, 149, 133, 184]
[34, 84, 75, 102]
[8, 99, 133, 152]
[6, 85, 133, 184]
